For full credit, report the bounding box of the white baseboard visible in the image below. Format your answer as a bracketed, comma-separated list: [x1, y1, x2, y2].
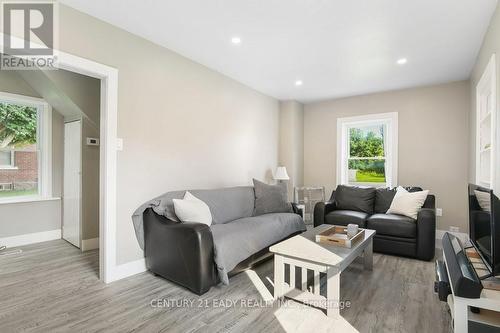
[81, 238, 99, 251]
[436, 229, 469, 248]
[0, 229, 61, 248]
[109, 258, 146, 282]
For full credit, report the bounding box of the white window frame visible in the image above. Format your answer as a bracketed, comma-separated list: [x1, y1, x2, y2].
[337, 112, 398, 188]
[0, 150, 16, 169]
[0, 91, 52, 202]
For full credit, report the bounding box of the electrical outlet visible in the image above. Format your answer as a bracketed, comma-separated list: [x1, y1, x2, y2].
[436, 208, 442, 217]
[449, 226, 460, 233]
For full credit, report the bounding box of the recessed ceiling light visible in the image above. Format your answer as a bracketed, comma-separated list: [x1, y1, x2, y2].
[295, 80, 303, 86]
[397, 58, 408, 65]
[231, 37, 241, 44]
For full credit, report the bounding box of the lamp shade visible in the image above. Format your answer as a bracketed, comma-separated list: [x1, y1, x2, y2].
[274, 166, 290, 180]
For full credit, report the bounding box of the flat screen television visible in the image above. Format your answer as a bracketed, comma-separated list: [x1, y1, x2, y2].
[468, 184, 500, 277]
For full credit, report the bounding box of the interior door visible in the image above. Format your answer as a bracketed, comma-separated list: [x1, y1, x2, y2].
[63, 120, 82, 248]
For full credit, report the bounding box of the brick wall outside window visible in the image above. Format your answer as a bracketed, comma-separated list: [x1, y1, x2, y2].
[0, 149, 38, 190]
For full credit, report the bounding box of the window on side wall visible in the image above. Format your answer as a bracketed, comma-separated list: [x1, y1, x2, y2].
[337, 112, 398, 188]
[0, 92, 52, 201]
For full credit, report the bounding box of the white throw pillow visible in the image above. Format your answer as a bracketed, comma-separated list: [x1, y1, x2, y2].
[173, 191, 212, 225]
[386, 186, 429, 220]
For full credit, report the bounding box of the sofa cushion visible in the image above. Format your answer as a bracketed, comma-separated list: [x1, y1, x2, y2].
[334, 185, 375, 214]
[210, 213, 306, 283]
[151, 187, 255, 225]
[375, 188, 396, 213]
[366, 213, 416, 238]
[253, 179, 292, 215]
[325, 210, 368, 227]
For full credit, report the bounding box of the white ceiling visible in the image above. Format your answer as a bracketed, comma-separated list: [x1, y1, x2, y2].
[61, 0, 498, 103]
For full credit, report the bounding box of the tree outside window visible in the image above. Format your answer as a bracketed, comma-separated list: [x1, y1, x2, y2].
[347, 125, 386, 184]
[0, 101, 39, 198]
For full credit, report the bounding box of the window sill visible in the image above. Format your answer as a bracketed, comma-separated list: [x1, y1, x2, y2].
[0, 196, 61, 205]
[0, 166, 18, 170]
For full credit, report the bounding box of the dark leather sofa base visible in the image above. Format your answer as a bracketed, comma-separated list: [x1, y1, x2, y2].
[373, 235, 416, 258]
[144, 207, 304, 295]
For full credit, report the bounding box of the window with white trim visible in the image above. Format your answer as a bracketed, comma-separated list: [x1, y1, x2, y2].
[0, 92, 52, 201]
[0, 150, 14, 168]
[337, 112, 398, 188]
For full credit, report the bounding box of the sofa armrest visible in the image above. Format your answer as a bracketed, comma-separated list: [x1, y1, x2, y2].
[313, 201, 337, 227]
[143, 208, 216, 295]
[291, 202, 303, 218]
[416, 208, 436, 261]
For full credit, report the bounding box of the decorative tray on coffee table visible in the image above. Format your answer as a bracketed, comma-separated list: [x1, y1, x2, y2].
[315, 225, 365, 248]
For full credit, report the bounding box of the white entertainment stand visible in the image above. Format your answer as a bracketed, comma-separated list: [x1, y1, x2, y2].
[443, 247, 500, 332]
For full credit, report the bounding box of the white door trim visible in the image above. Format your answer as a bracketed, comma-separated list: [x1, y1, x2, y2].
[0, 33, 119, 283]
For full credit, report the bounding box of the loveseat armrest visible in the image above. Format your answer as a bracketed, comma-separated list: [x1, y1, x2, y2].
[416, 207, 436, 261]
[143, 208, 216, 295]
[313, 201, 337, 227]
[422, 194, 436, 209]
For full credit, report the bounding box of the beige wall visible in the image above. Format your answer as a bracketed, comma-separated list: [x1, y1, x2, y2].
[44, 69, 101, 125]
[58, 5, 279, 264]
[81, 118, 100, 240]
[52, 112, 64, 198]
[279, 101, 304, 200]
[0, 72, 64, 238]
[0, 71, 40, 97]
[304, 81, 470, 232]
[470, 3, 500, 192]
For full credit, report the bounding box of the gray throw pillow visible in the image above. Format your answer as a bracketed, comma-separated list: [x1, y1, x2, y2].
[253, 179, 293, 216]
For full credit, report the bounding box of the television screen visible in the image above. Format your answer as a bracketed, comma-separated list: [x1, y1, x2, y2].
[468, 184, 500, 276]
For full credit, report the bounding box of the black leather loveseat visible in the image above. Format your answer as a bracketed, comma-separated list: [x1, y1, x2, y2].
[314, 185, 436, 261]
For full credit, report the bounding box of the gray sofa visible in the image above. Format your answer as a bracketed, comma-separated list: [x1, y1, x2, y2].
[132, 186, 306, 294]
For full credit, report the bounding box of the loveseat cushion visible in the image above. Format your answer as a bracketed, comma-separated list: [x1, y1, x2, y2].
[374, 188, 396, 213]
[325, 210, 368, 227]
[366, 213, 416, 238]
[334, 185, 375, 214]
[210, 213, 306, 284]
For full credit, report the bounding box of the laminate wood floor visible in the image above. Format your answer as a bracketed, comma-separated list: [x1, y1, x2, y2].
[0, 240, 452, 333]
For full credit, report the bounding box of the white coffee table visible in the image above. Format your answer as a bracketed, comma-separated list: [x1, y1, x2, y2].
[270, 224, 376, 318]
